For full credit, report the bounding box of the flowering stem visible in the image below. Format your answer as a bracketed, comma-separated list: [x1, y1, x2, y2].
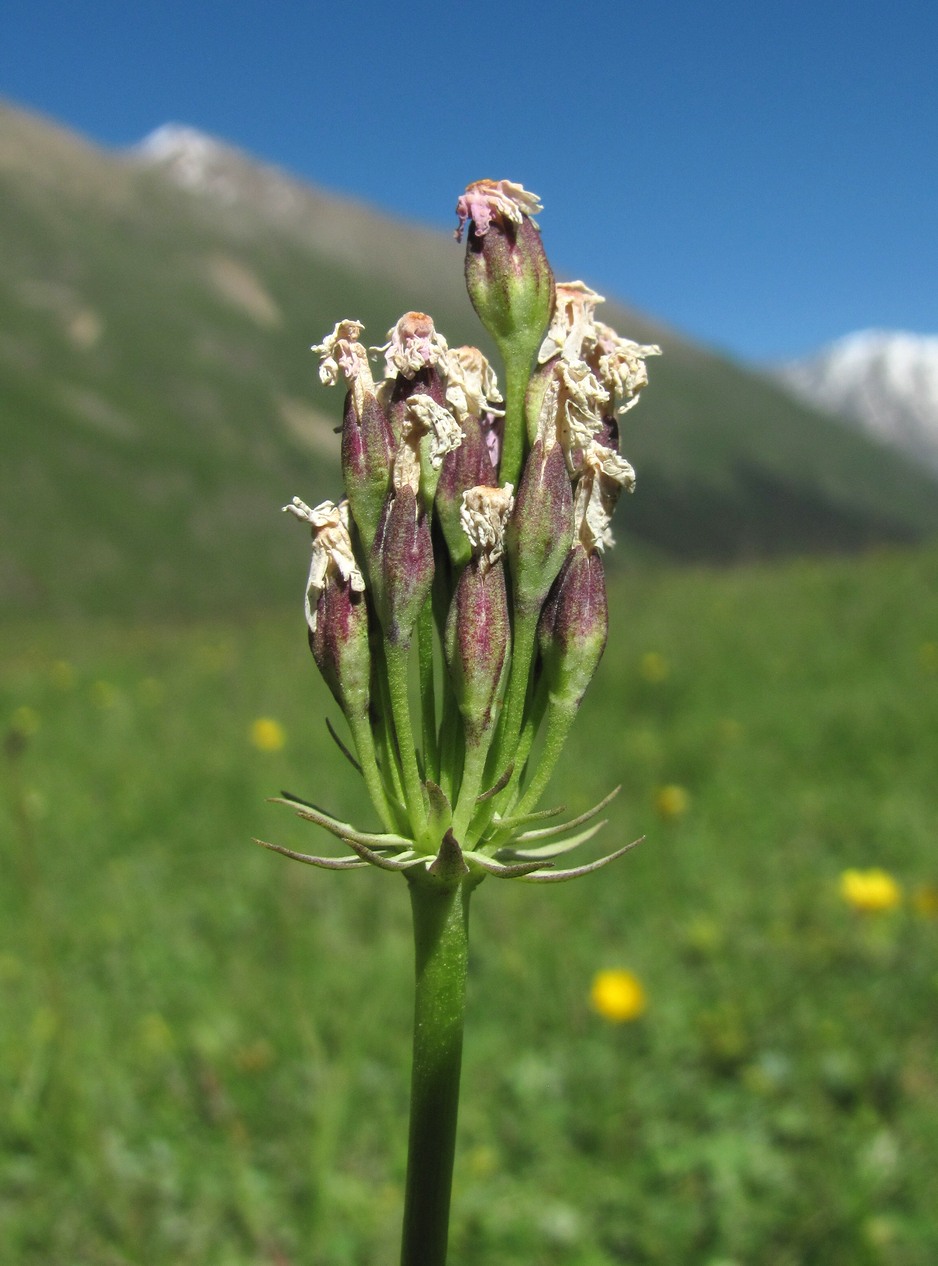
[452, 737, 490, 844]
[345, 707, 401, 835]
[385, 641, 430, 843]
[488, 604, 538, 789]
[418, 602, 440, 784]
[400, 872, 474, 1266]
[498, 346, 533, 491]
[512, 697, 578, 818]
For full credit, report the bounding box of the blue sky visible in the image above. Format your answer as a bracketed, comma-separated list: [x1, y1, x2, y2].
[3, 0, 935, 361]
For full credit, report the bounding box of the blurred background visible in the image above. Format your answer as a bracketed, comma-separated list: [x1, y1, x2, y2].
[2, 1, 937, 1262]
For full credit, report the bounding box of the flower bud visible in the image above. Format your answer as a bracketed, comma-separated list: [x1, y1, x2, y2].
[456, 180, 554, 358]
[342, 388, 395, 550]
[369, 486, 434, 647]
[537, 544, 608, 711]
[445, 558, 510, 745]
[436, 414, 497, 567]
[283, 496, 372, 715]
[311, 321, 394, 550]
[505, 437, 574, 612]
[308, 577, 371, 718]
[374, 312, 449, 444]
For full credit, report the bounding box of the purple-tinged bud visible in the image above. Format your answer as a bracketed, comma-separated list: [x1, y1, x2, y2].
[445, 558, 510, 746]
[311, 320, 394, 550]
[308, 577, 371, 718]
[342, 388, 395, 550]
[369, 486, 434, 647]
[456, 180, 555, 358]
[374, 313, 449, 444]
[506, 437, 574, 612]
[436, 414, 497, 567]
[537, 544, 608, 712]
[283, 496, 371, 714]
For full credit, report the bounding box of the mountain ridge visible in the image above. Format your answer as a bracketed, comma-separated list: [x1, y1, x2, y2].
[3, 98, 938, 620]
[776, 329, 938, 475]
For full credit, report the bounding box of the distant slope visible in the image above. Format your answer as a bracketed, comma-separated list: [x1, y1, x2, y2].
[3, 100, 938, 619]
[775, 330, 938, 476]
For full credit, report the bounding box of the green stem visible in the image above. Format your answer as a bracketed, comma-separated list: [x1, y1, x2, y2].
[374, 647, 408, 812]
[418, 602, 439, 785]
[497, 346, 533, 492]
[487, 604, 537, 787]
[400, 874, 474, 1266]
[345, 707, 401, 835]
[386, 640, 430, 843]
[512, 696, 578, 818]
[451, 736, 490, 845]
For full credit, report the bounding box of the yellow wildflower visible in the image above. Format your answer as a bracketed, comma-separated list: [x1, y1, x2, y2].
[639, 651, 669, 683]
[250, 717, 286, 752]
[919, 641, 938, 672]
[839, 868, 902, 913]
[590, 968, 647, 1023]
[655, 784, 689, 820]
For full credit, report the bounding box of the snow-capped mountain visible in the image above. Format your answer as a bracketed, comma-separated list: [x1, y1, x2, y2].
[132, 124, 307, 220]
[776, 331, 938, 476]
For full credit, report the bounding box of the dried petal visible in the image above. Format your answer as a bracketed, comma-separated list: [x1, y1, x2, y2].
[460, 484, 515, 570]
[283, 498, 365, 632]
[444, 345, 505, 424]
[373, 312, 449, 381]
[538, 281, 606, 365]
[454, 179, 543, 242]
[573, 443, 636, 553]
[594, 322, 661, 414]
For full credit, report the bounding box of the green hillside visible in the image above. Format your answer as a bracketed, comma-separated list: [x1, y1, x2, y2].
[2, 100, 937, 620]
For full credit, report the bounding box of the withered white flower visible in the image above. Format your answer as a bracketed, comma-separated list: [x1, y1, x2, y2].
[459, 484, 515, 569]
[405, 395, 464, 469]
[454, 179, 543, 242]
[573, 443, 636, 553]
[373, 312, 449, 381]
[444, 346, 505, 424]
[595, 322, 662, 414]
[282, 497, 365, 633]
[538, 281, 606, 365]
[311, 319, 371, 390]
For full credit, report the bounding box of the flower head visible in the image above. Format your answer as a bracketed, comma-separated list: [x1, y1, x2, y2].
[374, 312, 449, 381]
[283, 497, 365, 633]
[573, 441, 636, 553]
[459, 484, 515, 570]
[594, 322, 662, 414]
[654, 785, 690, 820]
[251, 717, 286, 752]
[840, 868, 902, 913]
[454, 179, 543, 242]
[311, 319, 371, 390]
[538, 280, 606, 365]
[444, 345, 504, 425]
[590, 969, 647, 1023]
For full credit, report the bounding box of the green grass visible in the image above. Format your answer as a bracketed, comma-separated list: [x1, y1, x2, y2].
[2, 545, 938, 1265]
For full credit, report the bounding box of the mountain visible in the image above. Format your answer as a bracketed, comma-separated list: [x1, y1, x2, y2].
[3, 99, 938, 620]
[775, 330, 938, 477]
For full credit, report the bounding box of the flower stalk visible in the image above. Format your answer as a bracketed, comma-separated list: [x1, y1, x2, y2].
[259, 180, 661, 1264]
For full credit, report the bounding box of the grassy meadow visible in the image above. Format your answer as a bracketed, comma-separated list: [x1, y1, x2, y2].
[2, 544, 938, 1265]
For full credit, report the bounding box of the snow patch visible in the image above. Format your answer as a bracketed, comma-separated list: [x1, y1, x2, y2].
[775, 330, 938, 475]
